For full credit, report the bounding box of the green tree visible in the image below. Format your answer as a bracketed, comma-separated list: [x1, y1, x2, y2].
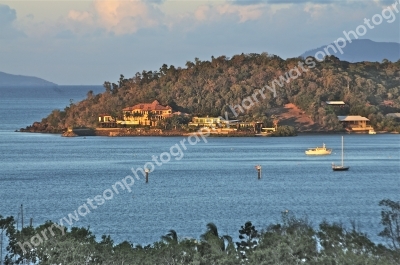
[379, 199, 400, 250]
[250, 212, 317, 264]
[0, 215, 16, 265]
[200, 222, 234, 253]
[236, 221, 259, 259]
[161, 229, 178, 245]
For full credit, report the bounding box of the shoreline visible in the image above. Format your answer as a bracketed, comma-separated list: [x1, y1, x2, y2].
[16, 127, 398, 137]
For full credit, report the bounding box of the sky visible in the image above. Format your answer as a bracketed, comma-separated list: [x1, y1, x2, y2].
[0, 0, 399, 85]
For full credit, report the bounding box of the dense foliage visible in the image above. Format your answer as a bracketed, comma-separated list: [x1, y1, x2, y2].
[272, 125, 297, 136]
[1, 199, 399, 264]
[31, 54, 400, 132]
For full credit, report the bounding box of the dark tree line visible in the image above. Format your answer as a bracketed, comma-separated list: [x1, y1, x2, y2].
[1, 199, 399, 264]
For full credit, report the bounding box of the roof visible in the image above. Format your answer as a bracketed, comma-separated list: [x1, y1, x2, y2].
[123, 100, 171, 111]
[383, 100, 394, 106]
[172, 111, 189, 116]
[386, 113, 400, 118]
[337, 115, 369, 121]
[326, 101, 346, 105]
[99, 114, 111, 117]
[193, 116, 220, 120]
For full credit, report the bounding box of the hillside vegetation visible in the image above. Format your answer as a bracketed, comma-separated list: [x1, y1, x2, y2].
[1, 199, 400, 264]
[28, 53, 400, 132]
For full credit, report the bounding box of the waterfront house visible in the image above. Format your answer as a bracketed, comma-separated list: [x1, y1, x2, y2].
[337, 115, 374, 132]
[325, 101, 346, 107]
[189, 116, 222, 128]
[189, 116, 255, 132]
[98, 114, 117, 128]
[121, 100, 172, 126]
[99, 114, 113, 122]
[324, 101, 348, 115]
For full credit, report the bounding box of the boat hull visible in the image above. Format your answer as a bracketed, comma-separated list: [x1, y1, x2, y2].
[305, 150, 332, 155]
[331, 137, 349, 171]
[332, 166, 349, 171]
[305, 143, 332, 155]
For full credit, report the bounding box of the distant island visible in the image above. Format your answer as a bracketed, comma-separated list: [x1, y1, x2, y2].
[19, 52, 400, 136]
[0, 71, 57, 87]
[300, 39, 400, 63]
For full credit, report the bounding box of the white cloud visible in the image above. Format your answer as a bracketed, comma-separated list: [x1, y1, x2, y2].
[136, 1, 268, 33]
[68, 10, 92, 22]
[87, 0, 267, 33]
[216, 3, 265, 22]
[195, 5, 211, 21]
[66, 0, 162, 35]
[0, 4, 25, 39]
[303, 3, 328, 19]
[0, 0, 398, 85]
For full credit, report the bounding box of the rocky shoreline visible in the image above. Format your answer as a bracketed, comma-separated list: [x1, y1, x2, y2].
[88, 128, 260, 137]
[21, 122, 395, 137]
[19, 122, 62, 134]
[19, 127, 268, 137]
[18, 127, 397, 138]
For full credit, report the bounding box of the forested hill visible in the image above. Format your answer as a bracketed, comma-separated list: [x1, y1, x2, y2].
[33, 53, 400, 132]
[0, 71, 57, 87]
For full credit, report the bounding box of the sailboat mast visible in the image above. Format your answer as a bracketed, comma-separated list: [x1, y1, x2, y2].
[341, 136, 344, 166]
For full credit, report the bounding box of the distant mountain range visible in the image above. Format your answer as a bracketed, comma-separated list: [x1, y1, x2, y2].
[300, 39, 400, 62]
[0, 71, 57, 87]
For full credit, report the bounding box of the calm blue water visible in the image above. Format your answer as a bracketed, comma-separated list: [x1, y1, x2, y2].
[0, 86, 399, 246]
[0, 86, 105, 131]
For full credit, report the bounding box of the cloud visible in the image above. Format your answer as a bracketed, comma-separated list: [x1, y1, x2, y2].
[67, 0, 163, 35]
[375, 0, 400, 8]
[231, 0, 266, 5]
[63, 0, 268, 36]
[55, 29, 75, 39]
[232, 0, 337, 5]
[0, 4, 17, 24]
[1, 0, 397, 85]
[68, 10, 93, 22]
[377, 0, 397, 5]
[303, 2, 330, 19]
[216, 3, 265, 22]
[268, 0, 336, 3]
[194, 5, 213, 21]
[144, 0, 166, 3]
[190, 2, 266, 24]
[0, 4, 25, 39]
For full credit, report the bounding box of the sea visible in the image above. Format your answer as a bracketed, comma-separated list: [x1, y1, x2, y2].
[0, 86, 399, 247]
